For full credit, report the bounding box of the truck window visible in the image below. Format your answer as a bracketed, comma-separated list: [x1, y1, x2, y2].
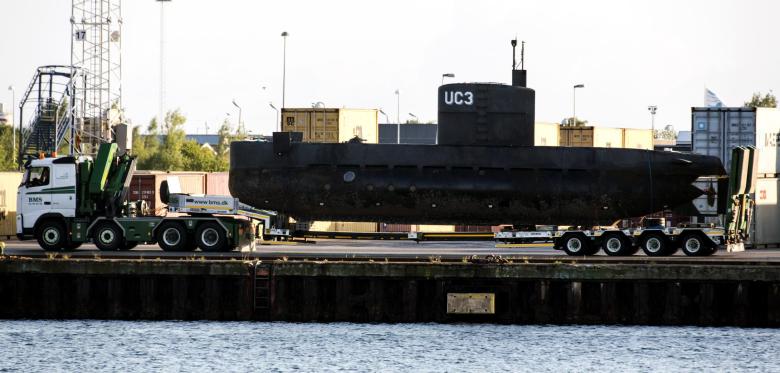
[26, 167, 50, 187]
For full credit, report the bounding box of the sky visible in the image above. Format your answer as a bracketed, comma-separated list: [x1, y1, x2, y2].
[1, 0, 779, 136]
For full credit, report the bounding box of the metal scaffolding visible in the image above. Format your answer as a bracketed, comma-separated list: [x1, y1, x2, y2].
[70, 0, 122, 154]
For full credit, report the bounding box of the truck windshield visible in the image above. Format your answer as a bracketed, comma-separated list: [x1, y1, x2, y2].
[25, 167, 50, 187]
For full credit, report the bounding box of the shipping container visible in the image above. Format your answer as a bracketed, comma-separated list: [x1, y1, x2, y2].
[593, 127, 624, 148]
[0, 172, 23, 237]
[379, 223, 412, 232]
[309, 221, 378, 232]
[691, 176, 719, 216]
[412, 225, 455, 232]
[691, 107, 780, 175]
[454, 225, 493, 232]
[755, 108, 780, 176]
[623, 128, 654, 150]
[534, 122, 560, 146]
[127, 171, 205, 215]
[378, 123, 438, 144]
[560, 126, 624, 148]
[282, 108, 379, 144]
[205, 172, 230, 196]
[754, 177, 780, 246]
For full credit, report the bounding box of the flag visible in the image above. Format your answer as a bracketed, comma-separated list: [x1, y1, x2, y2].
[705, 88, 724, 108]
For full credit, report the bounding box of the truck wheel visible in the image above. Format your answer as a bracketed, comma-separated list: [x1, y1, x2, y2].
[157, 222, 189, 252]
[93, 222, 123, 251]
[561, 234, 591, 256]
[36, 220, 66, 251]
[196, 222, 228, 252]
[681, 233, 709, 257]
[601, 234, 632, 256]
[640, 233, 670, 256]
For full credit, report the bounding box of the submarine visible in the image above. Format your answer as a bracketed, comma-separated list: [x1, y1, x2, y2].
[229, 40, 726, 226]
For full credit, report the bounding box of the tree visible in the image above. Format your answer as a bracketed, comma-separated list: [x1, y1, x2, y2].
[744, 91, 777, 108]
[130, 109, 228, 172]
[562, 117, 588, 127]
[0, 125, 18, 171]
[653, 125, 677, 141]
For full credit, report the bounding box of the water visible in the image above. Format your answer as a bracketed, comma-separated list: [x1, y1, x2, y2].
[0, 321, 778, 372]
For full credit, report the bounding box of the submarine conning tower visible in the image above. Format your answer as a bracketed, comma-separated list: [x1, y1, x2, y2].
[437, 39, 535, 147]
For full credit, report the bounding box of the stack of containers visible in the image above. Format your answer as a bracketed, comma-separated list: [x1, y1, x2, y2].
[691, 107, 780, 246]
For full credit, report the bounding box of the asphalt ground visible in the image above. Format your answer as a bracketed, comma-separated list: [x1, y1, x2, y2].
[2, 238, 780, 263]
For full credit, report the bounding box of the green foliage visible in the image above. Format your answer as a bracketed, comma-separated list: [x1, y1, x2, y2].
[131, 109, 229, 172]
[653, 125, 677, 140]
[744, 91, 777, 108]
[0, 125, 19, 171]
[562, 117, 588, 127]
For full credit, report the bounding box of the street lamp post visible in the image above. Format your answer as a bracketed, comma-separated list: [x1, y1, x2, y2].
[269, 102, 279, 132]
[232, 99, 242, 134]
[156, 0, 171, 130]
[7, 85, 15, 165]
[408, 113, 417, 123]
[441, 73, 455, 85]
[378, 109, 389, 123]
[648, 105, 658, 140]
[572, 84, 584, 126]
[394, 89, 400, 144]
[281, 32, 289, 109]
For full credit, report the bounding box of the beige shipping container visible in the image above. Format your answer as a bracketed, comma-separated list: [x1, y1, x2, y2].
[412, 225, 455, 232]
[623, 128, 654, 150]
[592, 127, 624, 148]
[282, 108, 378, 144]
[309, 221, 378, 232]
[0, 172, 23, 237]
[534, 122, 560, 146]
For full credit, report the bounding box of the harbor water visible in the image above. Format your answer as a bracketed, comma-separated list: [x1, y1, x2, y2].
[1, 321, 779, 372]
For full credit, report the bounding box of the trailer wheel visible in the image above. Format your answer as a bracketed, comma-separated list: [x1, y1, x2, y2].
[561, 234, 592, 256]
[640, 233, 670, 256]
[36, 220, 66, 251]
[601, 234, 632, 256]
[680, 233, 710, 257]
[157, 222, 189, 251]
[196, 222, 228, 252]
[93, 222, 123, 251]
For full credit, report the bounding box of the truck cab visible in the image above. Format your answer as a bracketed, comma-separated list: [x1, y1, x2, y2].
[17, 156, 80, 249]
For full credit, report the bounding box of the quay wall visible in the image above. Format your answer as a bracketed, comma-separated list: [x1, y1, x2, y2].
[1, 259, 779, 327]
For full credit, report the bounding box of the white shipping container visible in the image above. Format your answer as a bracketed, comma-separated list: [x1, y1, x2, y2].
[754, 108, 780, 176]
[754, 177, 780, 245]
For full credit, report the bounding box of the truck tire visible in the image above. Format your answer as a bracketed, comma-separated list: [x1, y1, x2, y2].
[601, 233, 632, 256]
[680, 233, 710, 257]
[640, 233, 670, 256]
[36, 220, 66, 251]
[93, 222, 123, 251]
[157, 222, 189, 251]
[196, 222, 228, 252]
[561, 234, 592, 256]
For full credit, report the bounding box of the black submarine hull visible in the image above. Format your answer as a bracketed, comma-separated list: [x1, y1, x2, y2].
[229, 141, 725, 226]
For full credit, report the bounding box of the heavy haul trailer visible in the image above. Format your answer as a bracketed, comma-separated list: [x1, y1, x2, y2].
[496, 146, 757, 257]
[16, 143, 289, 252]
